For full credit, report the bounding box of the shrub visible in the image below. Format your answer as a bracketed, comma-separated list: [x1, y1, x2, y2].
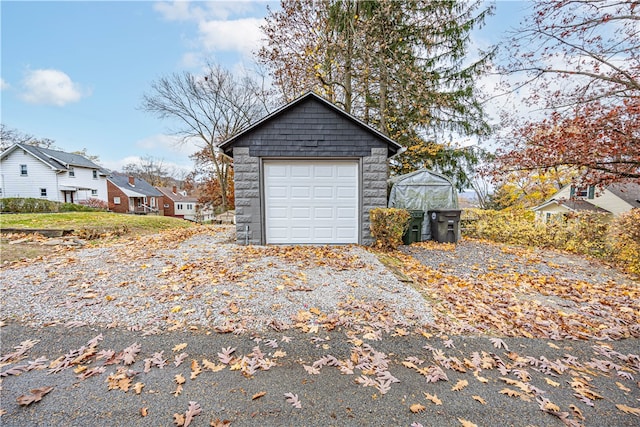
[0, 197, 102, 213]
[78, 198, 109, 210]
[608, 209, 640, 275]
[370, 208, 410, 250]
[463, 207, 639, 275]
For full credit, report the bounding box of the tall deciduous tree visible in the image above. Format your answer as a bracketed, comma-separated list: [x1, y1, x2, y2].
[495, 0, 640, 186]
[258, 0, 494, 184]
[141, 64, 269, 211]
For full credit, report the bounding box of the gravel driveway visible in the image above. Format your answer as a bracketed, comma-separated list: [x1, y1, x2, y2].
[0, 226, 433, 333]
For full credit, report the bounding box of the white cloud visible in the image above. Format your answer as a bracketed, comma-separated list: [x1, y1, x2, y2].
[20, 69, 89, 106]
[198, 17, 263, 56]
[0, 78, 9, 90]
[154, 1, 265, 62]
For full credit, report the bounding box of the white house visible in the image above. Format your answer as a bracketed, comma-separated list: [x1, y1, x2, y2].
[533, 182, 640, 222]
[0, 143, 108, 204]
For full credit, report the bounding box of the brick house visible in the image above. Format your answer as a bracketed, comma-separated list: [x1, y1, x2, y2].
[107, 173, 163, 214]
[156, 186, 200, 220]
[219, 92, 404, 245]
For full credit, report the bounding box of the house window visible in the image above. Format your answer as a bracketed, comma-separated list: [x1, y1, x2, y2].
[20, 164, 28, 176]
[571, 185, 595, 199]
[69, 167, 75, 177]
[177, 203, 183, 210]
[91, 189, 98, 196]
[164, 204, 169, 208]
[187, 203, 193, 210]
[150, 198, 156, 207]
[93, 170, 98, 179]
[113, 197, 121, 205]
[40, 188, 47, 197]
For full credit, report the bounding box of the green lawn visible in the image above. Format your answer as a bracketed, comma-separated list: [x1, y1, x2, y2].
[0, 212, 195, 233]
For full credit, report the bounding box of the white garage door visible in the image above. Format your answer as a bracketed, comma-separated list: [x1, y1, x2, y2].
[264, 160, 359, 244]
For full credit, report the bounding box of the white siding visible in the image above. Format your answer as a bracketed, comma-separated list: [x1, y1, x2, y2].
[0, 148, 108, 203]
[0, 149, 60, 200]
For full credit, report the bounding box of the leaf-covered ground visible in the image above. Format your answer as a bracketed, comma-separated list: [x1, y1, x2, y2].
[0, 227, 638, 426]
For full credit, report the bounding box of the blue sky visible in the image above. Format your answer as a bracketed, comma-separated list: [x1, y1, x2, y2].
[1, 1, 529, 174]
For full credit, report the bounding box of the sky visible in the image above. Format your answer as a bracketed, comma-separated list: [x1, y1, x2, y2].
[1, 0, 530, 174]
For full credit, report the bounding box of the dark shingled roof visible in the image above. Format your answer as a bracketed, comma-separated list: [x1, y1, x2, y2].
[108, 173, 163, 197]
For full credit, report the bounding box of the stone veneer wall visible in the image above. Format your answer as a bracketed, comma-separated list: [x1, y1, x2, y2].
[232, 146, 389, 246]
[361, 147, 389, 246]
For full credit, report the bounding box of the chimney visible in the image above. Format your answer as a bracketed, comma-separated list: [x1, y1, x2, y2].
[128, 176, 135, 186]
[172, 185, 177, 194]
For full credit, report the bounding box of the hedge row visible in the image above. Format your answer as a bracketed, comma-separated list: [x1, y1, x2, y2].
[0, 197, 104, 213]
[462, 208, 640, 275]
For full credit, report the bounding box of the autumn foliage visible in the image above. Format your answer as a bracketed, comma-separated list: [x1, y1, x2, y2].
[463, 208, 640, 274]
[369, 208, 410, 251]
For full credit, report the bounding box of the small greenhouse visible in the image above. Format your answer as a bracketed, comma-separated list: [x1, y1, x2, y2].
[388, 168, 459, 241]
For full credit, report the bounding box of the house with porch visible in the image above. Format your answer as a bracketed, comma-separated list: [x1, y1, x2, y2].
[0, 143, 108, 204]
[156, 185, 215, 222]
[107, 173, 163, 214]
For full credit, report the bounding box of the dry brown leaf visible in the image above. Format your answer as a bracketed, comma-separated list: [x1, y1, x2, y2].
[140, 407, 148, 417]
[542, 401, 560, 412]
[452, 379, 469, 391]
[202, 359, 226, 372]
[499, 388, 521, 398]
[616, 382, 631, 392]
[570, 404, 585, 421]
[184, 401, 202, 426]
[190, 360, 202, 380]
[473, 370, 489, 383]
[173, 343, 188, 352]
[458, 418, 478, 427]
[210, 418, 232, 427]
[547, 342, 561, 349]
[424, 393, 442, 405]
[133, 382, 144, 394]
[252, 391, 266, 400]
[544, 378, 560, 387]
[229, 302, 239, 314]
[174, 413, 185, 426]
[410, 403, 426, 413]
[16, 386, 54, 406]
[472, 395, 487, 405]
[616, 404, 640, 416]
[175, 374, 186, 385]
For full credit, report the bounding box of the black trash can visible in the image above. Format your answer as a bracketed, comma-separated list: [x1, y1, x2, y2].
[428, 209, 461, 243]
[402, 210, 424, 245]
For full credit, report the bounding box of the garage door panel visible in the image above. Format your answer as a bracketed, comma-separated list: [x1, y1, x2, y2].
[291, 207, 311, 219]
[337, 207, 356, 219]
[314, 187, 333, 198]
[291, 186, 310, 198]
[265, 160, 358, 244]
[336, 186, 356, 198]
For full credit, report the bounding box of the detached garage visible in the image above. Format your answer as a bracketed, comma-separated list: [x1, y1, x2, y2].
[220, 92, 403, 245]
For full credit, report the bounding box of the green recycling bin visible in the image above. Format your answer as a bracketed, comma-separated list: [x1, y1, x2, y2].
[428, 209, 461, 243]
[402, 210, 424, 245]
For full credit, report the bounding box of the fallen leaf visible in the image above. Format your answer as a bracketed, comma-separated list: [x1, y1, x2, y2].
[452, 379, 469, 391]
[410, 403, 426, 413]
[173, 343, 188, 352]
[183, 401, 202, 426]
[570, 404, 585, 421]
[547, 342, 561, 349]
[616, 404, 640, 416]
[252, 391, 266, 400]
[424, 393, 442, 405]
[284, 392, 302, 409]
[544, 378, 560, 387]
[210, 419, 232, 427]
[472, 395, 487, 405]
[140, 407, 148, 417]
[499, 388, 521, 398]
[458, 418, 478, 427]
[133, 382, 144, 394]
[616, 382, 631, 392]
[16, 386, 54, 406]
[490, 338, 508, 350]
